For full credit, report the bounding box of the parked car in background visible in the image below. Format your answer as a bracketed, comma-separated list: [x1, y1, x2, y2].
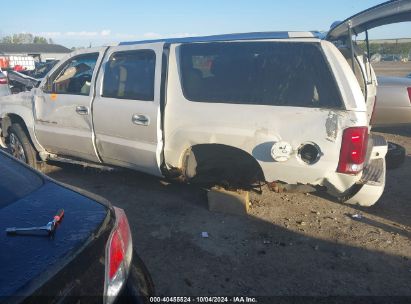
[7, 61, 59, 94]
[7, 70, 40, 94]
[0, 70, 11, 96]
[23, 60, 59, 79]
[0, 150, 154, 303]
[373, 76, 411, 126]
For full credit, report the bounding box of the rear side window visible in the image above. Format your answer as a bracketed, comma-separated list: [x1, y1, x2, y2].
[102, 50, 156, 101]
[180, 42, 342, 108]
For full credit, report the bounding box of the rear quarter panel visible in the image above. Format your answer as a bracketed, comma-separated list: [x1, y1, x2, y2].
[164, 41, 368, 192]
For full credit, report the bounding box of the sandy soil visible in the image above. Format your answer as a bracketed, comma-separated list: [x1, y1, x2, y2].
[39, 126, 411, 298]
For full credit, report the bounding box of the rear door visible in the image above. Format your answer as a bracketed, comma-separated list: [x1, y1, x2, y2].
[327, 0, 411, 41]
[34, 48, 107, 162]
[92, 43, 164, 176]
[326, 0, 411, 123]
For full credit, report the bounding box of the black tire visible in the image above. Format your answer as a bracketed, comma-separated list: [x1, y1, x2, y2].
[7, 123, 40, 169]
[386, 142, 405, 170]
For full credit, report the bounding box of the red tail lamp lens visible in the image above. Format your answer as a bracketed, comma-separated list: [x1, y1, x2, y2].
[337, 127, 368, 174]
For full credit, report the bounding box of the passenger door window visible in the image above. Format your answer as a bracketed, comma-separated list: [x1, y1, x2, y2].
[102, 50, 156, 101]
[50, 53, 99, 96]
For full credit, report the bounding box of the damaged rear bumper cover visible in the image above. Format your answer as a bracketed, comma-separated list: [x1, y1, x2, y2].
[342, 135, 387, 207]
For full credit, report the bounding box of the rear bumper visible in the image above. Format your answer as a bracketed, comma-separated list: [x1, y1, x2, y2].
[342, 135, 387, 207]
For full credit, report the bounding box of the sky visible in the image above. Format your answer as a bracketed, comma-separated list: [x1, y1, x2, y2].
[1, 0, 410, 48]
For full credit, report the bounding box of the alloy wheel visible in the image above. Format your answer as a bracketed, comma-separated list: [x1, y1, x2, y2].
[9, 133, 27, 163]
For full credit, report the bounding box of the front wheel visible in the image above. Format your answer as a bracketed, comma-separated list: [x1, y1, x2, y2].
[7, 123, 40, 169]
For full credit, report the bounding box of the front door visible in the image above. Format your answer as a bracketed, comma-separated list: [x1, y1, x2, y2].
[34, 48, 106, 162]
[92, 43, 164, 176]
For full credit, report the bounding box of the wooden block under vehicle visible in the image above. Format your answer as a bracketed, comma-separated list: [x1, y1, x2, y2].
[207, 187, 250, 216]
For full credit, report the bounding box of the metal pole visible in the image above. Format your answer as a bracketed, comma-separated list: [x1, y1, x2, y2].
[348, 20, 355, 72]
[366, 30, 372, 81]
[365, 30, 370, 60]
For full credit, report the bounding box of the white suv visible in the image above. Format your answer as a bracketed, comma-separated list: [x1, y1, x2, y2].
[2, 0, 409, 207]
[160, 33, 386, 206]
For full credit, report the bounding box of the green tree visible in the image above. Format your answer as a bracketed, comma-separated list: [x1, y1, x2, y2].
[358, 41, 411, 58]
[12, 33, 33, 43]
[33, 36, 48, 44]
[1, 33, 50, 44]
[1, 36, 12, 43]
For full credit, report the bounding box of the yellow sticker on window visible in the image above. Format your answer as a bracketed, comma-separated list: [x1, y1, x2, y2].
[51, 93, 57, 101]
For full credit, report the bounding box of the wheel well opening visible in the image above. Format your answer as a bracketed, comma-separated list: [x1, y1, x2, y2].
[3, 114, 29, 140]
[182, 144, 265, 187]
[2, 114, 41, 163]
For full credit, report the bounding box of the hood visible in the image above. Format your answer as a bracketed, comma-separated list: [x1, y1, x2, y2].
[0, 180, 109, 297]
[327, 0, 411, 40]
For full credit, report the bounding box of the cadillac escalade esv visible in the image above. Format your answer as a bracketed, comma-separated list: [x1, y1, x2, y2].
[2, 0, 409, 207]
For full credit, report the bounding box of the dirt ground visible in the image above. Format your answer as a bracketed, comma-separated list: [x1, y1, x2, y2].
[372, 61, 411, 77]
[25, 63, 411, 298]
[40, 128, 411, 298]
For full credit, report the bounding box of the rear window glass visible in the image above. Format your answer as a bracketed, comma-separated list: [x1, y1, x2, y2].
[180, 42, 342, 108]
[102, 50, 156, 101]
[0, 152, 43, 207]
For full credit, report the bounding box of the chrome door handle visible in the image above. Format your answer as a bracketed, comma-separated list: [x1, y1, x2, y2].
[76, 106, 89, 115]
[132, 114, 150, 126]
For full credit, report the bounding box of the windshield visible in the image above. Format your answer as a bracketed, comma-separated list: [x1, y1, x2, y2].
[0, 152, 43, 207]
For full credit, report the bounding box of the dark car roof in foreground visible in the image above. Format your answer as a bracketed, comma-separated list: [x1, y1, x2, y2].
[0, 151, 109, 297]
[119, 31, 319, 46]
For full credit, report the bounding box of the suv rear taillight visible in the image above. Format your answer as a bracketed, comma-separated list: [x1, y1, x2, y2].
[407, 87, 411, 104]
[0, 77, 7, 85]
[104, 207, 133, 304]
[337, 127, 368, 174]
